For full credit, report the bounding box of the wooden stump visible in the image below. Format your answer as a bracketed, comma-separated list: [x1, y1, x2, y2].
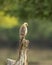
[7, 58, 16, 65]
[7, 39, 29, 65]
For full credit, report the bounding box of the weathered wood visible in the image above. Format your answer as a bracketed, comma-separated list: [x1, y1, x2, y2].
[7, 58, 16, 65]
[7, 39, 29, 65]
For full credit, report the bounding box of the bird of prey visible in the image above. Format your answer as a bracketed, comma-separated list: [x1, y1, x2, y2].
[19, 22, 28, 43]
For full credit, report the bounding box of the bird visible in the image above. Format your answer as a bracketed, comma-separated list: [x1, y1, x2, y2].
[19, 22, 28, 43]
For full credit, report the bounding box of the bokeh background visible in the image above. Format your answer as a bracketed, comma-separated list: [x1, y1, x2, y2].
[0, 0, 52, 65]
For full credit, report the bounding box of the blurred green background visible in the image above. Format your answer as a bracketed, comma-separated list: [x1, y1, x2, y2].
[0, 0, 52, 65]
[0, 0, 52, 48]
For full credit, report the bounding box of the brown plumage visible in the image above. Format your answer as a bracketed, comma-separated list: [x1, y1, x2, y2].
[19, 22, 28, 43]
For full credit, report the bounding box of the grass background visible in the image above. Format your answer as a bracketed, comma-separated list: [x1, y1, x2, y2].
[0, 48, 52, 65]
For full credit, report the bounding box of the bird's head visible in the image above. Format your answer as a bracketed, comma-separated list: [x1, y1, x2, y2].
[24, 22, 28, 27]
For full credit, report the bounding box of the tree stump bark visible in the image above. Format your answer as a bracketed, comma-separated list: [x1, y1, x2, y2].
[7, 39, 29, 65]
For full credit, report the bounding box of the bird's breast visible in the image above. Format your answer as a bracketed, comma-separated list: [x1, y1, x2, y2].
[25, 27, 27, 36]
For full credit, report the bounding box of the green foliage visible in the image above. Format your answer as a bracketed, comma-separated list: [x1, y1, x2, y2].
[1, 0, 52, 19]
[0, 0, 52, 42]
[0, 11, 19, 28]
[0, 11, 19, 43]
[28, 19, 52, 40]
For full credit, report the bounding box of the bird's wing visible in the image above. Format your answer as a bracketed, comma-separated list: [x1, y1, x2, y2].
[19, 26, 26, 35]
